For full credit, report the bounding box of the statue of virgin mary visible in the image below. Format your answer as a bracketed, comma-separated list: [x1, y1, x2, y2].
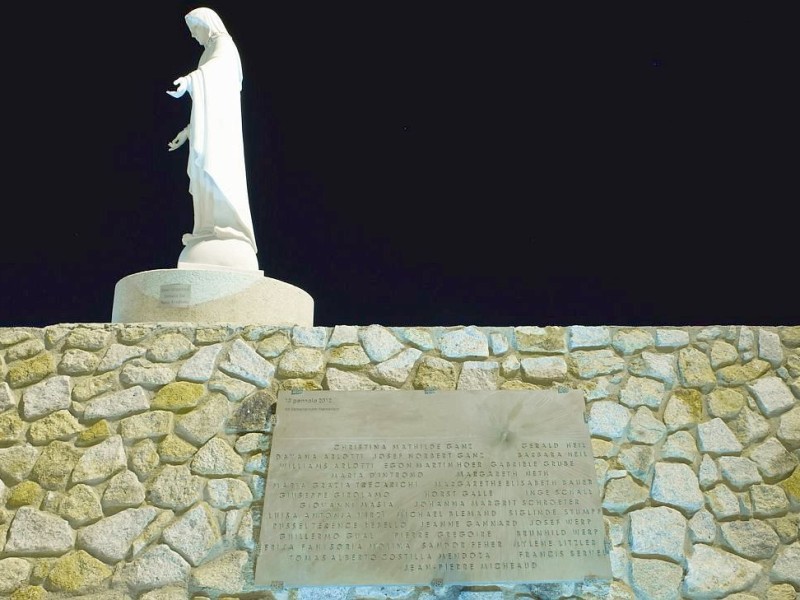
[167, 7, 259, 271]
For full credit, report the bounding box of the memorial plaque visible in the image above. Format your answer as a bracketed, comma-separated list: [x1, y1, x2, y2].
[255, 390, 610, 587]
[159, 283, 191, 307]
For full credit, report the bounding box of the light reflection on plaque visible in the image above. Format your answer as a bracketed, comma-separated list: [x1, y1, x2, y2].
[255, 390, 611, 587]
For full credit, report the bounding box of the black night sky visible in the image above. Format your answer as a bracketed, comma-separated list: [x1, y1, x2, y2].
[2, 4, 796, 327]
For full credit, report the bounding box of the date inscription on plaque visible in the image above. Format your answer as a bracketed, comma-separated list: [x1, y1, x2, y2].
[255, 390, 610, 587]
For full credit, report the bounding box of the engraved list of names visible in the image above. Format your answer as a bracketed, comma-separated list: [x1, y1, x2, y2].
[255, 390, 611, 587]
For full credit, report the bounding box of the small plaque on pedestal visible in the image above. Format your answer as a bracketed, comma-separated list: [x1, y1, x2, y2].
[255, 389, 611, 587]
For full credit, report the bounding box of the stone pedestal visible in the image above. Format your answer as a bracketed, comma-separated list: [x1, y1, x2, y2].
[111, 269, 313, 325]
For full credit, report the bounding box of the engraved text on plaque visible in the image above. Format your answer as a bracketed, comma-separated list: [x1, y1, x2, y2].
[255, 390, 610, 586]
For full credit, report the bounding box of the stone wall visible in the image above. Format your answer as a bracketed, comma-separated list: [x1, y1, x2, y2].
[0, 323, 798, 600]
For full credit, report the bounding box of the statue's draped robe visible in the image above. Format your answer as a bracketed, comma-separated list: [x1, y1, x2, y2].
[184, 34, 257, 252]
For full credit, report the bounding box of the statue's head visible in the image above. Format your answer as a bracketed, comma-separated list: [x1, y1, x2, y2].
[185, 7, 229, 44]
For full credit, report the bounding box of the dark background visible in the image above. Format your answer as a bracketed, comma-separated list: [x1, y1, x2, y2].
[2, 4, 796, 327]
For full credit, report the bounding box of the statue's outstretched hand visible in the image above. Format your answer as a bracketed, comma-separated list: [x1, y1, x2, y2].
[166, 77, 189, 98]
[168, 128, 189, 152]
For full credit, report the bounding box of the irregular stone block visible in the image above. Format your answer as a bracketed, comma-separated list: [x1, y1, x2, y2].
[83, 386, 149, 421]
[158, 434, 197, 464]
[612, 329, 654, 355]
[292, 326, 328, 348]
[697, 418, 743, 455]
[514, 326, 565, 354]
[0, 557, 33, 595]
[720, 520, 780, 560]
[568, 326, 610, 350]
[770, 542, 800, 587]
[413, 356, 457, 390]
[520, 356, 568, 382]
[327, 325, 359, 347]
[396, 327, 435, 351]
[58, 349, 99, 375]
[208, 372, 255, 401]
[119, 544, 191, 593]
[0, 444, 40, 483]
[661, 431, 697, 464]
[328, 345, 371, 368]
[629, 506, 687, 562]
[206, 478, 253, 509]
[227, 390, 272, 433]
[440, 327, 489, 360]
[120, 361, 176, 389]
[177, 343, 222, 382]
[31, 440, 80, 490]
[176, 393, 230, 444]
[0, 381, 16, 412]
[655, 329, 690, 349]
[5, 507, 75, 555]
[718, 456, 762, 490]
[678, 347, 716, 391]
[64, 328, 110, 351]
[192, 437, 244, 476]
[747, 376, 796, 417]
[684, 544, 762, 598]
[6, 353, 55, 388]
[758, 329, 784, 367]
[570, 350, 625, 379]
[120, 411, 173, 441]
[628, 406, 666, 444]
[71, 372, 117, 402]
[629, 558, 682, 600]
[619, 376, 665, 409]
[456, 360, 499, 390]
[651, 462, 703, 514]
[163, 502, 221, 566]
[489, 332, 510, 355]
[146, 333, 195, 363]
[219, 339, 275, 387]
[707, 388, 745, 421]
[618, 445, 654, 483]
[729, 407, 770, 446]
[28, 410, 83, 445]
[21, 375, 71, 420]
[688, 509, 716, 543]
[705, 484, 740, 519]
[359, 325, 404, 362]
[698, 455, 720, 489]
[96, 343, 146, 373]
[129, 439, 160, 480]
[372, 348, 422, 387]
[71, 435, 127, 485]
[749, 437, 798, 480]
[59, 484, 103, 526]
[47, 550, 112, 593]
[147, 465, 202, 511]
[716, 359, 770, 386]
[588, 401, 630, 440]
[709, 340, 738, 369]
[777, 406, 800, 448]
[326, 367, 379, 390]
[750, 484, 789, 517]
[278, 347, 325, 378]
[152, 381, 205, 411]
[602, 475, 648, 514]
[629, 352, 677, 387]
[103, 470, 146, 511]
[6, 339, 45, 362]
[0, 410, 26, 444]
[190, 550, 248, 595]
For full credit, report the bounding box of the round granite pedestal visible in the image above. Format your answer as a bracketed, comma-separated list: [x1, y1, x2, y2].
[112, 269, 313, 325]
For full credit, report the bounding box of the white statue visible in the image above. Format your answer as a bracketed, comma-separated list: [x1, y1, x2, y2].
[167, 7, 259, 271]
